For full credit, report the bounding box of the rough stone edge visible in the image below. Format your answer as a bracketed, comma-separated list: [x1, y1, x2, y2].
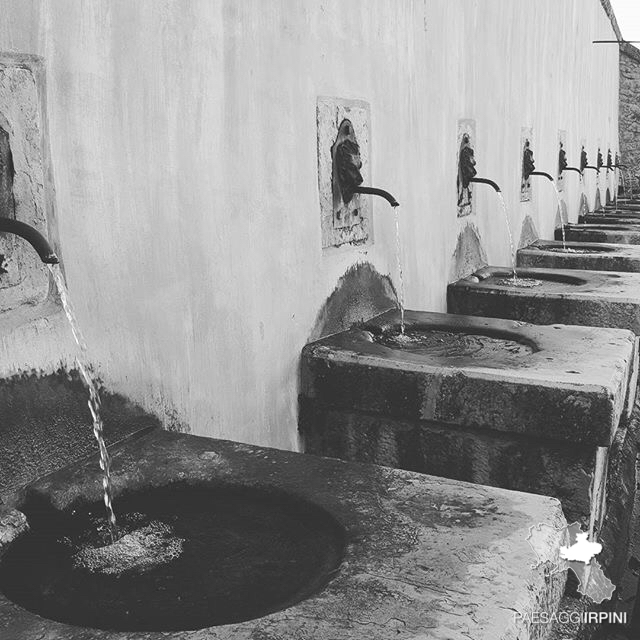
[600, 0, 623, 42]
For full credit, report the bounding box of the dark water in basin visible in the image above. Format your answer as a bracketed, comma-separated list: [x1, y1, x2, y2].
[0, 483, 345, 631]
[376, 328, 534, 360]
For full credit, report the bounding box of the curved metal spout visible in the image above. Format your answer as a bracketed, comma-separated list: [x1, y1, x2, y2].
[469, 177, 501, 193]
[0, 218, 58, 264]
[352, 186, 399, 208]
[562, 166, 582, 175]
[529, 171, 554, 181]
[614, 164, 628, 169]
[584, 166, 600, 173]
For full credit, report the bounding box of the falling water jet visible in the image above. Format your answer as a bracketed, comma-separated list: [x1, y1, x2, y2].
[469, 177, 518, 281]
[559, 166, 588, 248]
[48, 265, 118, 543]
[393, 205, 406, 335]
[529, 172, 567, 251]
[331, 118, 403, 334]
[0, 219, 117, 542]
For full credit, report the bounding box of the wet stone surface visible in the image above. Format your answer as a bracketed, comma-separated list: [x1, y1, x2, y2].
[0, 429, 567, 640]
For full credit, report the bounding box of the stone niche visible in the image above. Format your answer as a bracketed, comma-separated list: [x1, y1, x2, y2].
[456, 119, 475, 217]
[317, 97, 372, 249]
[557, 131, 567, 192]
[520, 127, 533, 202]
[0, 53, 57, 313]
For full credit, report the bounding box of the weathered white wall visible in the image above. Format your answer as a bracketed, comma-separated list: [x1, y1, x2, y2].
[0, 0, 620, 450]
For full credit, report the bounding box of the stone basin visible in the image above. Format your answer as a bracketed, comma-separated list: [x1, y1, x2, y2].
[0, 429, 568, 640]
[556, 224, 640, 244]
[580, 214, 640, 225]
[446, 274, 640, 583]
[447, 265, 640, 335]
[302, 309, 636, 449]
[301, 308, 638, 584]
[604, 203, 640, 212]
[517, 240, 640, 272]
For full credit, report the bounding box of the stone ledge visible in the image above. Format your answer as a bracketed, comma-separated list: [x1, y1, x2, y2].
[0, 429, 568, 640]
[302, 309, 636, 447]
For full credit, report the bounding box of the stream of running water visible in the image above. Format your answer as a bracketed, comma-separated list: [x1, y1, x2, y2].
[48, 264, 118, 543]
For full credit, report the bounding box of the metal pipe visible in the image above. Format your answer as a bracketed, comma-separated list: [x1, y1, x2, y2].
[469, 177, 501, 193]
[0, 218, 58, 264]
[584, 166, 600, 173]
[562, 167, 582, 175]
[529, 171, 554, 181]
[352, 186, 400, 208]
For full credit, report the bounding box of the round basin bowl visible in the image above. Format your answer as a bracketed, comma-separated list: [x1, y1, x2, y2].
[370, 326, 535, 366]
[0, 483, 345, 632]
[480, 269, 587, 286]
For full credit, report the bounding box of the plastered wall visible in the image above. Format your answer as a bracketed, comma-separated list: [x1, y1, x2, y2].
[0, 0, 620, 450]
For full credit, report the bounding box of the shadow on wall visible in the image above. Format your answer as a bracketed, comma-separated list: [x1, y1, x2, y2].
[518, 215, 539, 249]
[595, 189, 602, 211]
[307, 263, 397, 342]
[0, 371, 159, 504]
[299, 262, 396, 450]
[449, 224, 487, 282]
[554, 200, 568, 229]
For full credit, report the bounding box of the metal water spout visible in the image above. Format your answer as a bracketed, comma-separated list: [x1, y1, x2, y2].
[0, 218, 58, 264]
[521, 142, 554, 183]
[457, 136, 501, 193]
[351, 187, 399, 207]
[558, 142, 568, 177]
[468, 177, 501, 192]
[333, 119, 399, 208]
[529, 171, 554, 181]
[580, 147, 599, 173]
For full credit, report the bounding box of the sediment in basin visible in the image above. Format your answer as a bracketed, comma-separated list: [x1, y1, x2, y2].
[0, 483, 345, 632]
